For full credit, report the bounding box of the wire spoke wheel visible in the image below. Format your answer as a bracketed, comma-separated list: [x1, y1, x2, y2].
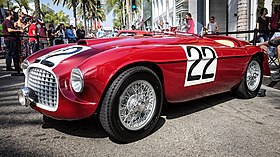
[246, 60, 261, 91]
[119, 80, 156, 131]
[234, 57, 263, 99]
[99, 66, 163, 142]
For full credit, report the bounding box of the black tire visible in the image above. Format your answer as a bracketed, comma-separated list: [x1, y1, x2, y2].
[99, 66, 163, 143]
[235, 56, 263, 98]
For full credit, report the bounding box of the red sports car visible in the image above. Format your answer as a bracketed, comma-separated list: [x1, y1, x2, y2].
[18, 33, 270, 142]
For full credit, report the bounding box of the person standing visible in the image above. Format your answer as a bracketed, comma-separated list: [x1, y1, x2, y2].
[163, 21, 169, 31]
[38, 23, 48, 49]
[270, 5, 280, 37]
[96, 26, 105, 38]
[54, 23, 66, 45]
[206, 16, 219, 34]
[256, 8, 271, 42]
[76, 26, 85, 40]
[72, 26, 77, 40]
[28, 18, 38, 53]
[2, 10, 22, 71]
[186, 13, 194, 34]
[181, 18, 188, 32]
[14, 12, 29, 63]
[67, 25, 76, 43]
[47, 24, 56, 46]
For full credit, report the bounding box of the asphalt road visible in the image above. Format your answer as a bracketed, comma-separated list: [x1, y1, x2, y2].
[0, 60, 280, 157]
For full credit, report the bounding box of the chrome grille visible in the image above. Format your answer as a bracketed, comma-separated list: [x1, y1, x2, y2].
[28, 67, 58, 108]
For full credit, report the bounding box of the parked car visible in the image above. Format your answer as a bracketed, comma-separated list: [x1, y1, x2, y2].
[100, 30, 152, 38]
[18, 33, 270, 142]
[99, 31, 118, 38]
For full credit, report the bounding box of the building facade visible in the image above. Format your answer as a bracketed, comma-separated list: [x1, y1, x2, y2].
[151, 0, 273, 41]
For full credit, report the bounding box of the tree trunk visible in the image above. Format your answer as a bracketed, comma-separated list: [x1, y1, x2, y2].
[34, 0, 41, 19]
[90, 18, 93, 32]
[83, 3, 87, 35]
[122, 0, 125, 30]
[237, 0, 248, 40]
[72, 0, 77, 27]
[126, 0, 130, 29]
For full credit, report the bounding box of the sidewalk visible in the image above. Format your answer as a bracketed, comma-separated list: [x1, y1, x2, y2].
[0, 57, 279, 90]
[0, 55, 24, 77]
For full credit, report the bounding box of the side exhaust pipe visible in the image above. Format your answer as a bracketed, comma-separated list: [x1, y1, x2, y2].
[18, 87, 36, 107]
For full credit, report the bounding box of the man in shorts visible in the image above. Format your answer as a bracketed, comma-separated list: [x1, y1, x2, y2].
[259, 35, 280, 81]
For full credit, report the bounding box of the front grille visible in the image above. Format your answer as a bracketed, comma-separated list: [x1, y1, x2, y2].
[28, 67, 58, 109]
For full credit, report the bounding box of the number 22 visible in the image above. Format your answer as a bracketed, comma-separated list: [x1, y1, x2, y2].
[184, 46, 218, 87]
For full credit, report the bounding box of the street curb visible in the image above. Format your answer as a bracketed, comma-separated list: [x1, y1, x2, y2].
[262, 76, 280, 90]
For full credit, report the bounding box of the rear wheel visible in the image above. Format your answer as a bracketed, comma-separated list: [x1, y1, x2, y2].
[99, 66, 163, 142]
[235, 57, 263, 98]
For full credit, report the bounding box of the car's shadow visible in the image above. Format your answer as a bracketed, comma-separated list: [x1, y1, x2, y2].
[42, 92, 235, 142]
[161, 92, 234, 119]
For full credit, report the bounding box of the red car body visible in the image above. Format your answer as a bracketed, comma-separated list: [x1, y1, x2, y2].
[20, 34, 270, 142]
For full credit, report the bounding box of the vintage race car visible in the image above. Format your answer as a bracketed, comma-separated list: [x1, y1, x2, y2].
[18, 33, 270, 142]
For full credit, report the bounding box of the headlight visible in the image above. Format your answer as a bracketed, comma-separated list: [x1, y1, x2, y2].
[21, 59, 30, 70]
[70, 68, 84, 93]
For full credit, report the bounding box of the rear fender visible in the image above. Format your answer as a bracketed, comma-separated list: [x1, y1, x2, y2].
[244, 46, 271, 76]
[262, 53, 271, 76]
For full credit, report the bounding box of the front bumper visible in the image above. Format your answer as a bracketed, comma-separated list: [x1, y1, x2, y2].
[18, 87, 98, 120]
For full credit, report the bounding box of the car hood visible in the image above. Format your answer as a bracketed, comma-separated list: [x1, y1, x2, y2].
[26, 36, 199, 77]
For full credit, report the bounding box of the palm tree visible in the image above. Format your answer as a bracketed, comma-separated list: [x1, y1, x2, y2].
[14, 0, 31, 14]
[106, 0, 142, 28]
[112, 2, 123, 29]
[105, 0, 123, 29]
[75, 0, 99, 34]
[52, 11, 70, 26]
[76, 1, 104, 31]
[0, 0, 5, 7]
[87, 2, 106, 31]
[53, 0, 78, 27]
[95, 7, 106, 22]
[41, 3, 55, 23]
[34, 0, 41, 19]
[113, 12, 122, 30]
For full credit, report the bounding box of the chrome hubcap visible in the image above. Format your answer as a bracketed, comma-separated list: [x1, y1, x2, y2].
[246, 60, 261, 91]
[119, 80, 156, 131]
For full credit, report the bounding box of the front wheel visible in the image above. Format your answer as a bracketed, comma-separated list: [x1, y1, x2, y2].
[235, 56, 263, 98]
[99, 66, 163, 142]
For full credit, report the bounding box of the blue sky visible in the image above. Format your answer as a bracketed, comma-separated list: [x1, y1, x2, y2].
[41, 0, 73, 18]
[40, 0, 113, 27]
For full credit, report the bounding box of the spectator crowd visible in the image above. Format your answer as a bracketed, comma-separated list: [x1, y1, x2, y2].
[257, 6, 280, 81]
[0, 9, 87, 71]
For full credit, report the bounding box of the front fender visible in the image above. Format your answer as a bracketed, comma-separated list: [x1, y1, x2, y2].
[76, 45, 186, 106]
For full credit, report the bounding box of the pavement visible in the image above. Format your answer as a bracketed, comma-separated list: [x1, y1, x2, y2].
[262, 63, 280, 90]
